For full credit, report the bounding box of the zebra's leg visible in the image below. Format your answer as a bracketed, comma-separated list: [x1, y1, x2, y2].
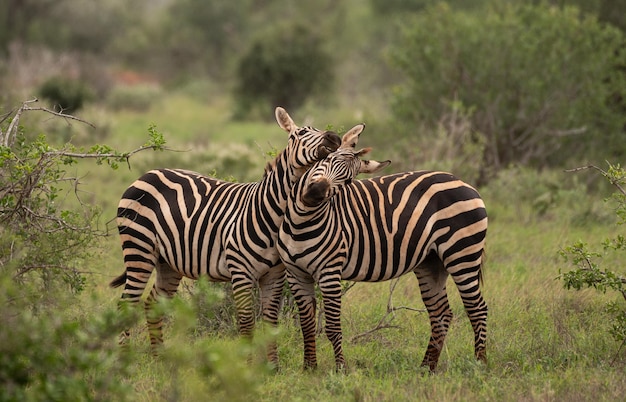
[286, 269, 318, 370]
[231, 271, 256, 340]
[448, 258, 488, 366]
[415, 254, 452, 372]
[258, 264, 287, 368]
[318, 271, 346, 371]
[114, 248, 158, 346]
[144, 264, 183, 354]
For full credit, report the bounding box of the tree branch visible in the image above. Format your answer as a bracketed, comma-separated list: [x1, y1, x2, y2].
[350, 278, 426, 342]
[566, 164, 626, 198]
[1, 98, 95, 148]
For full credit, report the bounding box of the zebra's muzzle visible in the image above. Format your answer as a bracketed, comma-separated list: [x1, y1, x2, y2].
[302, 179, 330, 207]
[317, 131, 341, 158]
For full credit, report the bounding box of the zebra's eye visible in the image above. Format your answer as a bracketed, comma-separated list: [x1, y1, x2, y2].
[345, 178, 352, 185]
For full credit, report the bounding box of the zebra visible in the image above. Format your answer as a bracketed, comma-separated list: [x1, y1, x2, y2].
[110, 107, 342, 366]
[277, 127, 488, 371]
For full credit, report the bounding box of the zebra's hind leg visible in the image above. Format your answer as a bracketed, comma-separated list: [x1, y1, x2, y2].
[258, 264, 287, 368]
[415, 254, 452, 372]
[286, 269, 318, 370]
[449, 259, 488, 366]
[144, 265, 183, 355]
[111, 266, 155, 348]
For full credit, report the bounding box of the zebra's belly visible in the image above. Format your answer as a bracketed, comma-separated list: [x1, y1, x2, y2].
[341, 261, 417, 282]
[157, 238, 231, 281]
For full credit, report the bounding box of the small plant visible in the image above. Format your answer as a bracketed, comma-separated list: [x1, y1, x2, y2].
[560, 163, 626, 362]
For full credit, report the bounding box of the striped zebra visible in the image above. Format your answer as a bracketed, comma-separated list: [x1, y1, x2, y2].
[110, 107, 342, 365]
[277, 127, 488, 371]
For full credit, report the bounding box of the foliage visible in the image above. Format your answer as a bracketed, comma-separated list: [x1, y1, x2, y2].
[0, 102, 168, 399]
[390, 2, 626, 182]
[0, 276, 136, 402]
[38, 76, 94, 112]
[560, 162, 626, 355]
[233, 22, 334, 119]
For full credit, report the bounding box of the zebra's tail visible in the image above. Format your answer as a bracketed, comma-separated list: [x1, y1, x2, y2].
[109, 271, 127, 288]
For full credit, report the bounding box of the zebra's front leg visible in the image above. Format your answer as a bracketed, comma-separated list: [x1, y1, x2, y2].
[286, 269, 318, 370]
[319, 271, 346, 371]
[231, 271, 256, 340]
[259, 264, 287, 368]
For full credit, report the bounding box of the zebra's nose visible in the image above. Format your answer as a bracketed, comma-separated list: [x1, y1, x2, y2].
[302, 179, 330, 207]
[318, 131, 341, 158]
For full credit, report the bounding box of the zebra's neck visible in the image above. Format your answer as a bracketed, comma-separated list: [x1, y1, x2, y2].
[287, 170, 333, 226]
[258, 149, 297, 223]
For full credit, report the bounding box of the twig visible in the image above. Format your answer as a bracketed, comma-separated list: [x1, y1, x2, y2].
[610, 338, 626, 367]
[350, 278, 426, 342]
[2, 98, 96, 148]
[23, 103, 96, 128]
[565, 164, 626, 197]
[45, 145, 170, 160]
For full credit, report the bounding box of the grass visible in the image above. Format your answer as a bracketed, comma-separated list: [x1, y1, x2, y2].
[84, 192, 625, 401]
[26, 93, 626, 401]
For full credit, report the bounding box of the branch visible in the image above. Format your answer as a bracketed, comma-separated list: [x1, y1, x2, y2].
[45, 144, 168, 160]
[23, 102, 96, 128]
[350, 278, 426, 342]
[1, 98, 95, 148]
[565, 164, 626, 197]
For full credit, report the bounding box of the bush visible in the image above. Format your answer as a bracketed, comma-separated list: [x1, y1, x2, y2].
[390, 2, 626, 181]
[38, 76, 94, 112]
[0, 101, 167, 399]
[0, 276, 135, 402]
[560, 163, 626, 360]
[233, 22, 334, 119]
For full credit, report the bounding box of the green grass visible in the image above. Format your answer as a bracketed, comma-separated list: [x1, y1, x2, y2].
[35, 94, 626, 401]
[83, 192, 626, 401]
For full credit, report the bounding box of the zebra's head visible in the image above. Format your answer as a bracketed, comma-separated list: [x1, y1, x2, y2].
[300, 126, 391, 207]
[275, 107, 342, 181]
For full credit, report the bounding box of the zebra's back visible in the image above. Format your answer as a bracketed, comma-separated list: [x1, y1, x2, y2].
[117, 168, 255, 281]
[334, 171, 487, 282]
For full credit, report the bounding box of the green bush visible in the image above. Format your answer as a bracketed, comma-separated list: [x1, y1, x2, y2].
[0, 102, 167, 400]
[233, 22, 334, 119]
[38, 76, 94, 112]
[390, 2, 626, 181]
[560, 163, 626, 358]
[0, 275, 135, 402]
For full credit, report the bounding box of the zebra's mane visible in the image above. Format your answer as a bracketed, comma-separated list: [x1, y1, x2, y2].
[262, 149, 285, 179]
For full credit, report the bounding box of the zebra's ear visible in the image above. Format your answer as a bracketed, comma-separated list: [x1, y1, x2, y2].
[276, 107, 297, 133]
[340, 124, 365, 148]
[359, 159, 391, 175]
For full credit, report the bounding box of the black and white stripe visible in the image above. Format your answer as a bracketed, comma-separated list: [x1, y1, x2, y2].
[278, 127, 488, 371]
[110, 107, 341, 365]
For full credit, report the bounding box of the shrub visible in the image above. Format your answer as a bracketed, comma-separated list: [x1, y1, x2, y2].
[233, 22, 334, 119]
[0, 101, 166, 399]
[560, 163, 626, 361]
[38, 76, 94, 112]
[390, 2, 626, 181]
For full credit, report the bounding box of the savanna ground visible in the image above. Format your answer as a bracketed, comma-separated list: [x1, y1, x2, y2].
[42, 93, 626, 402]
